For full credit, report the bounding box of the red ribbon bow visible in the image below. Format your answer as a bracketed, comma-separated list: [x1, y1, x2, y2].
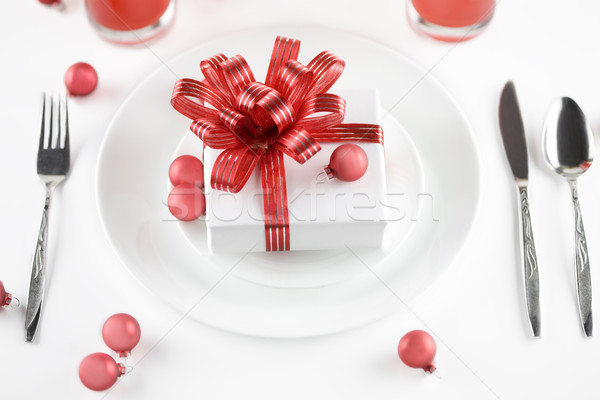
[171, 36, 383, 251]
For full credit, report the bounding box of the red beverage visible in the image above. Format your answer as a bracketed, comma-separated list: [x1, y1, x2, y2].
[85, 0, 174, 44]
[408, 0, 495, 41]
[412, 0, 494, 27]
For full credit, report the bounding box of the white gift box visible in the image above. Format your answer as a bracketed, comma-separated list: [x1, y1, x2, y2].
[203, 88, 388, 253]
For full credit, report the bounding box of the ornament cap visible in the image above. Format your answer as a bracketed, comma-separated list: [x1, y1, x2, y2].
[115, 349, 132, 358]
[423, 362, 437, 373]
[6, 294, 20, 310]
[3, 293, 12, 307]
[316, 167, 334, 183]
[324, 166, 335, 181]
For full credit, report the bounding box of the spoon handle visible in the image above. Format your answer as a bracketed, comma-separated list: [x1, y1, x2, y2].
[517, 181, 541, 337]
[568, 179, 593, 336]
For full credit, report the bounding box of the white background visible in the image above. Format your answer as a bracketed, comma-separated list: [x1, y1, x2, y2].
[2, 0, 600, 398]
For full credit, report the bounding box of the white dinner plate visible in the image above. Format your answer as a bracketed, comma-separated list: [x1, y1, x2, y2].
[96, 26, 482, 337]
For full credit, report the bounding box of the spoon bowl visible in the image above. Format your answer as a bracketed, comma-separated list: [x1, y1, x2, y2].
[543, 97, 594, 179]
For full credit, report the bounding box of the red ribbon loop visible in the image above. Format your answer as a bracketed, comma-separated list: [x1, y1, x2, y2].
[171, 79, 221, 120]
[277, 60, 314, 111]
[218, 108, 254, 141]
[252, 89, 295, 134]
[217, 55, 256, 99]
[265, 36, 301, 88]
[200, 54, 235, 106]
[273, 127, 321, 164]
[236, 82, 273, 116]
[306, 51, 345, 98]
[295, 93, 346, 131]
[190, 119, 240, 149]
[211, 145, 265, 193]
[171, 37, 383, 251]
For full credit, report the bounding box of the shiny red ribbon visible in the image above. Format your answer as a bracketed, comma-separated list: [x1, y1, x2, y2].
[171, 36, 383, 251]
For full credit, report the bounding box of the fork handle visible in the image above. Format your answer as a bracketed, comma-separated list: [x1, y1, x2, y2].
[25, 181, 57, 342]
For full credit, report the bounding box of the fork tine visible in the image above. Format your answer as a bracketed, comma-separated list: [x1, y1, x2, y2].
[47, 94, 54, 149]
[39, 93, 46, 151]
[56, 98, 62, 149]
[63, 96, 69, 150]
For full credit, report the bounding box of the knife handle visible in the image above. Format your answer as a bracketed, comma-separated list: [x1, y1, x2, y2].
[568, 179, 593, 336]
[517, 182, 541, 337]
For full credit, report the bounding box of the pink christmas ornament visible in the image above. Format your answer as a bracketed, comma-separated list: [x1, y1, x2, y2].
[169, 155, 204, 188]
[79, 352, 125, 391]
[38, 0, 61, 5]
[102, 313, 141, 358]
[0, 280, 13, 308]
[398, 330, 437, 373]
[168, 183, 206, 221]
[323, 144, 368, 182]
[64, 62, 98, 96]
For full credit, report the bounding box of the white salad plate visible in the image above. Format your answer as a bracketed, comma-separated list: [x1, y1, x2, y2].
[96, 26, 482, 337]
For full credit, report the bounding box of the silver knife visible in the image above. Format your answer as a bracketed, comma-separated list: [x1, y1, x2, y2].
[498, 81, 541, 338]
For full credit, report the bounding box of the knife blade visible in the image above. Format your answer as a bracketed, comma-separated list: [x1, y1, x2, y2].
[499, 81, 541, 338]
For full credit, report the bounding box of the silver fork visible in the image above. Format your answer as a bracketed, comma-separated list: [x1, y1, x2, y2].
[25, 93, 70, 342]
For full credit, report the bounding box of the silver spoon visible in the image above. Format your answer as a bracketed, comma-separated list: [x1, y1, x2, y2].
[543, 97, 594, 337]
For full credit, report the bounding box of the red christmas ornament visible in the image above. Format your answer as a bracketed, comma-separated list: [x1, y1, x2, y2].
[0, 280, 13, 308]
[102, 313, 141, 358]
[64, 62, 98, 96]
[38, 0, 61, 5]
[398, 330, 437, 373]
[168, 183, 206, 221]
[79, 352, 125, 391]
[324, 144, 368, 182]
[169, 155, 204, 188]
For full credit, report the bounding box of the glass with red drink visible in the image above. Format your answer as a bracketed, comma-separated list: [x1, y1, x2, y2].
[408, 0, 495, 42]
[85, 0, 175, 44]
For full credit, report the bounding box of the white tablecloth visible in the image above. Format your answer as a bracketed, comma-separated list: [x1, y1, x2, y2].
[2, 0, 599, 398]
